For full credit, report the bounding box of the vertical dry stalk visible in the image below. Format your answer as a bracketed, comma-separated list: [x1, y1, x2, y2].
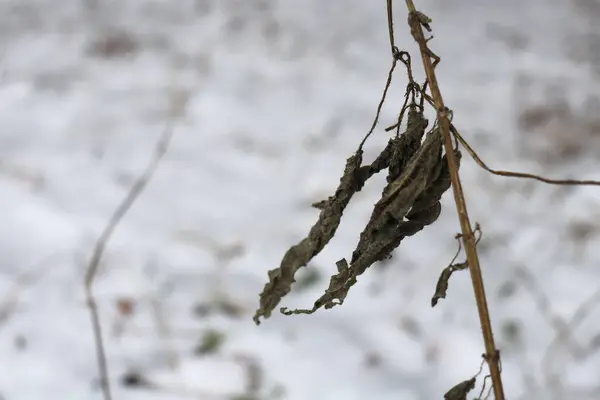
[84, 122, 176, 400]
[403, 1, 505, 398]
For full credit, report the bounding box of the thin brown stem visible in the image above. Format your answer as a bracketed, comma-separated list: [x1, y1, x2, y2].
[359, 56, 398, 150]
[84, 124, 175, 400]
[451, 125, 600, 186]
[402, 1, 505, 398]
[386, 0, 395, 53]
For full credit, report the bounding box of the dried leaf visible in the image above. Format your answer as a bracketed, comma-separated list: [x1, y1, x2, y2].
[256, 125, 433, 322]
[285, 123, 448, 315]
[387, 107, 429, 183]
[444, 377, 476, 400]
[281, 259, 354, 315]
[432, 222, 480, 307]
[311, 141, 393, 210]
[254, 151, 369, 324]
[399, 149, 461, 240]
[431, 261, 468, 307]
[352, 125, 444, 264]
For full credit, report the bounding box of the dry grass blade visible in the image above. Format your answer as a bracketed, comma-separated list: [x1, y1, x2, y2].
[401, 1, 505, 398]
[84, 125, 175, 400]
[451, 124, 600, 186]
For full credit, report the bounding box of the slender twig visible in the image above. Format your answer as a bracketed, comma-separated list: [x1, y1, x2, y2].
[84, 124, 175, 400]
[359, 55, 399, 150]
[451, 125, 600, 186]
[400, 1, 505, 398]
[514, 266, 584, 356]
[540, 283, 600, 395]
[386, 0, 396, 53]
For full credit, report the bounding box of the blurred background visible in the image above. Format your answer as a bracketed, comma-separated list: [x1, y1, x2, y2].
[0, 0, 600, 399]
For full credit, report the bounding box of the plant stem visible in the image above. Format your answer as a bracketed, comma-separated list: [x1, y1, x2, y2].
[403, 1, 505, 398]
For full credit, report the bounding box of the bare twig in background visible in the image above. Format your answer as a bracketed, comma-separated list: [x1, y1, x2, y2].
[400, 1, 505, 398]
[0, 253, 66, 328]
[0, 281, 23, 328]
[1, 276, 29, 326]
[0, 161, 44, 188]
[514, 266, 584, 356]
[513, 265, 600, 398]
[83, 120, 176, 400]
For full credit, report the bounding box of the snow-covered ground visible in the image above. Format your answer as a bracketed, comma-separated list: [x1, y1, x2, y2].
[1, 0, 600, 399]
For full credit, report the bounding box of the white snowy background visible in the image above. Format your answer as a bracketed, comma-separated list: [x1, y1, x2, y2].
[1, 0, 600, 399]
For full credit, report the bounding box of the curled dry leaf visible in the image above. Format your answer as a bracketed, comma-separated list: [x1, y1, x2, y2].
[254, 57, 430, 323]
[444, 377, 476, 400]
[431, 261, 468, 307]
[254, 40, 469, 322]
[284, 117, 458, 316]
[254, 152, 367, 324]
[351, 107, 430, 262]
[432, 223, 480, 307]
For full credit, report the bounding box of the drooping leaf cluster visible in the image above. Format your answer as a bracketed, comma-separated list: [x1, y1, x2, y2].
[254, 53, 462, 323]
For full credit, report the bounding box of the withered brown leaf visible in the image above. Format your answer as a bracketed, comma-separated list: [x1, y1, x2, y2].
[253, 152, 365, 324]
[432, 222, 480, 307]
[444, 377, 476, 400]
[284, 122, 449, 315]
